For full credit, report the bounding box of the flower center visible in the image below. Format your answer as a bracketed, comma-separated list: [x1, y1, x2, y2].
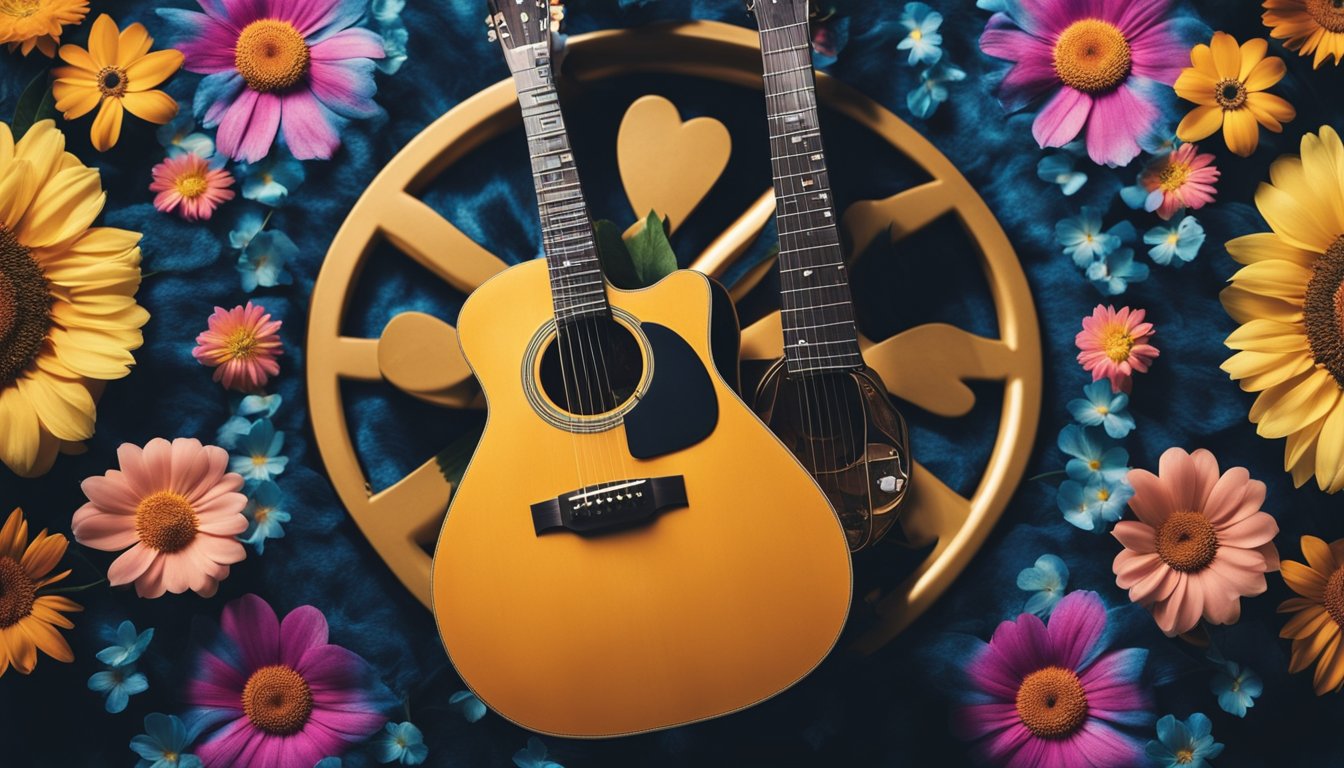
[1101, 326, 1135, 363]
[242, 664, 314, 735]
[1052, 19, 1132, 94]
[0, 227, 52, 388]
[227, 326, 259, 360]
[1323, 565, 1344, 628]
[1175, 749, 1196, 764]
[1159, 161, 1192, 192]
[0, 0, 40, 19]
[1214, 78, 1248, 110]
[0, 556, 36, 628]
[135, 491, 199, 553]
[1015, 666, 1089, 738]
[1307, 0, 1344, 33]
[175, 172, 209, 200]
[1156, 510, 1219, 572]
[1304, 236, 1344, 389]
[234, 19, 311, 93]
[97, 66, 128, 98]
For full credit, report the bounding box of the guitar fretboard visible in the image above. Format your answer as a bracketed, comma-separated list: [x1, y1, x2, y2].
[757, 15, 863, 375]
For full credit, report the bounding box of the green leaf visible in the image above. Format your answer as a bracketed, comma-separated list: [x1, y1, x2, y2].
[435, 427, 484, 497]
[625, 210, 678, 287]
[11, 72, 56, 140]
[593, 219, 640, 289]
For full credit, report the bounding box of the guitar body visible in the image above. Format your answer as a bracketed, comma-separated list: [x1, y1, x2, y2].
[432, 259, 852, 738]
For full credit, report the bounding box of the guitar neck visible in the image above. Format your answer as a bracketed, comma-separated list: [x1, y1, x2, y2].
[756, 17, 863, 374]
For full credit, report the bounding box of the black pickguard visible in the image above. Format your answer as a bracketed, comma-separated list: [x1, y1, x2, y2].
[624, 323, 718, 459]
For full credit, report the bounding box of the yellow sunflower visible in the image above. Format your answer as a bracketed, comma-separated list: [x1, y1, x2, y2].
[1175, 31, 1296, 158]
[1264, 0, 1344, 68]
[0, 119, 149, 477]
[0, 507, 81, 676]
[1221, 126, 1344, 493]
[0, 0, 88, 58]
[1280, 536, 1344, 694]
[52, 14, 183, 152]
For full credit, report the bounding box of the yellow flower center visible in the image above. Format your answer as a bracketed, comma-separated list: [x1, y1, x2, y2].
[0, 227, 52, 387]
[242, 664, 314, 734]
[1304, 236, 1344, 389]
[226, 326, 260, 361]
[0, 0, 41, 19]
[234, 19, 311, 93]
[135, 491, 199, 553]
[1307, 0, 1344, 33]
[1156, 510, 1219, 573]
[1101, 326, 1135, 363]
[1052, 19, 1132, 94]
[97, 66, 128, 98]
[910, 29, 923, 41]
[1159, 161, 1192, 192]
[1214, 78, 1248, 110]
[254, 505, 271, 523]
[175, 172, 209, 200]
[1175, 749, 1196, 764]
[1015, 666, 1089, 738]
[1323, 564, 1344, 628]
[0, 555, 35, 628]
[1096, 487, 1111, 502]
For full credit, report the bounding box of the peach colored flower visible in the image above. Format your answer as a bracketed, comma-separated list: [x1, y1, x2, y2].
[192, 302, 283, 392]
[72, 438, 248, 598]
[1076, 304, 1159, 392]
[1139, 143, 1221, 221]
[149, 153, 234, 222]
[1112, 447, 1280, 636]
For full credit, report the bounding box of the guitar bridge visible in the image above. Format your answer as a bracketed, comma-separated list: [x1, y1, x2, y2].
[530, 476, 687, 535]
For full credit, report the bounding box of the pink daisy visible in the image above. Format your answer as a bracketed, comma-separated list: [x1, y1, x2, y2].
[1137, 143, 1220, 220]
[193, 302, 284, 392]
[186, 594, 395, 767]
[1075, 304, 1159, 392]
[156, 0, 386, 162]
[979, 0, 1192, 167]
[72, 438, 248, 598]
[150, 153, 235, 222]
[1112, 448, 1280, 637]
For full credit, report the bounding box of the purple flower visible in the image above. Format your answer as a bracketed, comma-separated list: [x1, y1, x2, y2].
[953, 591, 1153, 767]
[185, 594, 395, 768]
[978, 0, 1192, 167]
[157, 0, 385, 162]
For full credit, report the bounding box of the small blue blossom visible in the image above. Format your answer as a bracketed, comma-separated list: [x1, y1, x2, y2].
[1058, 476, 1133, 532]
[1068, 380, 1136, 439]
[449, 690, 488, 722]
[315, 760, 342, 768]
[229, 210, 267, 252]
[156, 108, 215, 159]
[976, 0, 1016, 10]
[1058, 424, 1129, 484]
[1016, 554, 1068, 617]
[896, 3, 943, 65]
[1146, 713, 1224, 768]
[96, 620, 154, 667]
[130, 713, 202, 768]
[237, 230, 297, 292]
[228, 419, 289, 482]
[1037, 152, 1087, 196]
[217, 395, 281, 450]
[1057, 207, 1134, 268]
[513, 737, 564, 768]
[1210, 658, 1262, 718]
[1087, 247, 1149, 296]
[89, 665, 149, 713]
[236, 151, 305, 207]
[907, 61, 965, 119]
[371, 0, 409, 74]
[1145, 215, 1206, 267]
[240, 480, 290, 554]
[1140, 123, 1179, 155]
[374, 721, 428, 765]
[239, 393, 283, 418]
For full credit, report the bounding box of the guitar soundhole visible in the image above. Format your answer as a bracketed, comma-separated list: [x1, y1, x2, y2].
[538, 316, 644, 416]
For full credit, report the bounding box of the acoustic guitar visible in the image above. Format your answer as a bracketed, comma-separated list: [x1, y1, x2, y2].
[745, 0, 914, 552]
[431, 0, 853, 738]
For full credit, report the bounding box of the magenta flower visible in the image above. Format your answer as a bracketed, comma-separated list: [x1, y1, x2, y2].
[157, 0, 385, 162]
[186, 594, 394, 767]
[979, 0, 1191, 167]
[953, 591, 1153, 768]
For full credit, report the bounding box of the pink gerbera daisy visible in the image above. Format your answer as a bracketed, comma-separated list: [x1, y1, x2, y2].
[1076, 304, 1159, 392]
[156, 0, 386, 162]
[953, 590, 1153, 768]
[150, 153, 236, 222]
[186, 594, 395, 767]
[72, 438, 248, 598]
[1138, 143, 1220, 220]
[1112, 448, 1280, 636]
[193, 302, 284, 392]
[979, 0, 1193, 167]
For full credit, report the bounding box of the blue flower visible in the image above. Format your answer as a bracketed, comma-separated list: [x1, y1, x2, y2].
[228, 418, 289, 482]
[239, 393, 283, 418]
[237, 229, 297, 293]
[156, 108, 215, 159]
[896, 3, 943, 65]
[89, 665, 149, 713]
[449, 690, 488, 722]
[1145, 713, 1224, 768]
[976, 0, 1016, 11]
[1140, 123, 1179, 155]
[314, 760, 342, 768]
[1016, 554, 1068, 617]
[374, 721, 428, 765]
[1056, 207, 1134, 268]
[371, 0, 409, 74]
[217, 393, 283, 450]
[1067, 380, 1136, 439]
[236, 151, 305, 207]
[1058, 425, 1129, 484]
[240, 480, 290, 554]
[513, 737, 564, 768]
[96, 620, 154, 667]
[1058, 476, 1133, 532]
[229, 210, 267, 252]
[1087, 247, 1149, 296]
[130, 713, 202, 768]
[1037, 152, 1087, 196]
[907, 61, 965, 119]
[1210, 659, 1262, 718]
[1145, 215, 1206, 267]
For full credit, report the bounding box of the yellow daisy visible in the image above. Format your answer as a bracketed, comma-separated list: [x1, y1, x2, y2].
[1279, 536, 1344, 694]
[0, 508, 82, 676]
[1263, 0, 1344, 68]
[1221, 126, 1344, 493]
[1174, 31, 1296, 158]
[0, 119, 149, 477]
[51, 14, 183, 153]
[0, 0, 88, 58]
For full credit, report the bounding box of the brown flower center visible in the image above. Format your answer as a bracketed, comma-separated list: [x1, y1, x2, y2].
[1101, 326, 1135, 363]
[234, 20, 310, 93]
[0, 227, 51, 387]
[1214, 78, 1248, 110]
[1159, 161, 1193, 192]
[1156, 510, 1219, 572]
[96, 66, 128, 98]
[1016, 666, 1089, 738]
[1305, 236, 1344, 389]
[135, 491, 199, 553]
[242, 664, 313, 735]
[1323, 565, 1344, 628]
[0, 556, 35, 628]
[1307, 0, 1344, 33]
[1053, 19, 1132, 94]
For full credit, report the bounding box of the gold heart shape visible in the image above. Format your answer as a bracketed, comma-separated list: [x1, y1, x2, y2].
[617, 95, 731, 235]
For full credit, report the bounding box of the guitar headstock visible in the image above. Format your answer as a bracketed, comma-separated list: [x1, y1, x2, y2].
[485, 0, 563, 57]
[744, 0, 812, 29]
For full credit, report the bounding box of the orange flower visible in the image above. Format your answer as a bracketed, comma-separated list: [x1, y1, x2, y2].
[0, 508, 82, 676]
[1263, 0, 1344, 68]
[1174, 32, 1296, 157]
[1279, 536, 1344, 694]
[0, 0, 88, 58]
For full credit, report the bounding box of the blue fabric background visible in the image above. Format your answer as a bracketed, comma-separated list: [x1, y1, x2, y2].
[2, 0, 1343, 765]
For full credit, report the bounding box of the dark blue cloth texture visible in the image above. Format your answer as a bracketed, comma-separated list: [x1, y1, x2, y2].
[2, 0, 1343, 766]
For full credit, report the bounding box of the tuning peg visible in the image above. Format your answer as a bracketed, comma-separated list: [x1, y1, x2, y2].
[485, 14, 497, 43]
